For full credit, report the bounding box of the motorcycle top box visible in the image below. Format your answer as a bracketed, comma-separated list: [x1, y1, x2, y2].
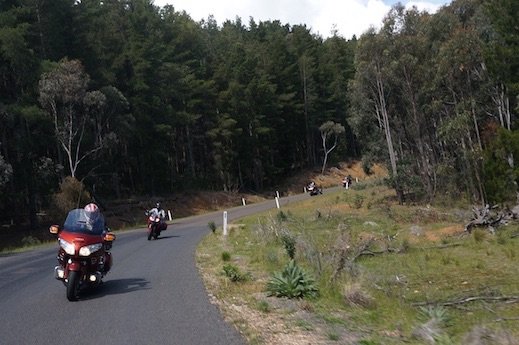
[50, 207, 115, 301]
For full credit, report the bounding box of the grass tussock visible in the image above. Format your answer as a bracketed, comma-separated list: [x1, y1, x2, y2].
[196, 184, 519, 344]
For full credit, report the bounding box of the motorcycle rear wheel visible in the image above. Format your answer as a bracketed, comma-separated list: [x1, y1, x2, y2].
[66, 270, 80, 301]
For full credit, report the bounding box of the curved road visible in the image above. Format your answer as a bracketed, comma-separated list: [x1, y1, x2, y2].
[0, 187, 343, 345]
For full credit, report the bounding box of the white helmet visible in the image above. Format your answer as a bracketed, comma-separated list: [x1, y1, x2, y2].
[84, 203, 100, 224]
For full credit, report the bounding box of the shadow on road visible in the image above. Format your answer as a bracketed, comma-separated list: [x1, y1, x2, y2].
[150, 235, 178, 240]
[80, 277, 150, 300]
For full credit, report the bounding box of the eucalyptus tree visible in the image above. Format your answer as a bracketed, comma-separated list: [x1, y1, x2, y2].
[349, 25, 403, 202]
[477, 0, 519, 202]
[482, 0, 519, 108]
[38, 59, 108, 179]
[385, 6, 439, 200]
[319, 121, 345, 174]
[430, 0, 500, 203]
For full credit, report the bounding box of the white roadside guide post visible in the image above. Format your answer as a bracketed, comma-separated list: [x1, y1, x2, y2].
[168, 210, 172, 221]
[223, 211, 228, 236]
[242, 197, 246, 206]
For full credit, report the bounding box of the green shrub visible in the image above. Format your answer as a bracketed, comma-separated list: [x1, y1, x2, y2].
[419, 305, 452, 326]
[256, 300, 271, 313]
[265, 249, 279, 265]
[208, 220, 217, 233]
[281, 234, 296, 259]
[51, 176, 91, 220]
[223, 264, 250, 282]
[342, 283, 376, 309]
[327, 331, 340, 341]
[276, 211, 288, 222]
[353, 194, 364, 209]
[21, 236, 41, 247]
[265, 260, 319, 299]
[221, 251, 231, 261]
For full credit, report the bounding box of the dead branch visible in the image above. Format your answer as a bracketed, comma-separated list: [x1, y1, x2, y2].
[412, 295, 519, 307]
[420, 243, 462, 250]
[483, 305, 519, 323]
[464, 204, 517, 234]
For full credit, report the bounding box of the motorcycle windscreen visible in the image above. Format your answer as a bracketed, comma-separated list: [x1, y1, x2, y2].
[63, 209, 106, 235]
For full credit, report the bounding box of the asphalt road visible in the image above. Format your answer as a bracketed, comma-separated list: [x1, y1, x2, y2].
[0, 186, 344, 345]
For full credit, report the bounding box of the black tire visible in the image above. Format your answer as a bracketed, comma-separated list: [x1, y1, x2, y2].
[147, 228, 153, 241]
[66, 270, 80, 301]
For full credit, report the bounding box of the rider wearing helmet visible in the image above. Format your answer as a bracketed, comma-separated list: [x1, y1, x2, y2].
[149, 202, 166, 219]
[83, 202, 105, 231]
[147, 202, 167, 231]
[84, 203, 100, 225]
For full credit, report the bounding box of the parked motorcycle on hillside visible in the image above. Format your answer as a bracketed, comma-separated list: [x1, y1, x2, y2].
[50, 207, 115, 301]
[145, 210, 167, 240]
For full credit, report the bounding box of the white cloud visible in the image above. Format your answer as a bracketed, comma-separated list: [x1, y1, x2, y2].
[153, 0, 449, 39]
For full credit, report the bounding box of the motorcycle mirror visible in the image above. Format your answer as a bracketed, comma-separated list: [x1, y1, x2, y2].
[104, 232, 116, 242]
[49, 225, 59, 234]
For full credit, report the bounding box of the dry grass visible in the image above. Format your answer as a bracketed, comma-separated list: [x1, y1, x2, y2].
[195, 173, 519, 345]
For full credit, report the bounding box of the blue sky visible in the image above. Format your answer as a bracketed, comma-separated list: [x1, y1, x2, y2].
[153, 0, 452, 39]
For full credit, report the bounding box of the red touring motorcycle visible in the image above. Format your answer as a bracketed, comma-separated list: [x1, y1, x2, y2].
[145, 211, 167, 240]
[50, 209, 116, 301]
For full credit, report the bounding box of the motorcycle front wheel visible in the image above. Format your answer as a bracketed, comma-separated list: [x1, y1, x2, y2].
[147, 228, 153, 240]
[66, 270, 80, 301]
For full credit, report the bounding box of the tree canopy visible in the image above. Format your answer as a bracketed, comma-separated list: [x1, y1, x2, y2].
[0, 0, 517, 227]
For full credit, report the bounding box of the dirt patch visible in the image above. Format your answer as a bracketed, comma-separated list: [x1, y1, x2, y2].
[280, 161, 386, 194]
[424, 225, 465, 242]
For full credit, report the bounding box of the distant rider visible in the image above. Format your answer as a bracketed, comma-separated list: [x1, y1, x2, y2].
[147, 202, 167, 231]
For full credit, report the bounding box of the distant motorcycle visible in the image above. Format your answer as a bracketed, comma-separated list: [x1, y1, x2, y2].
[342, 176, 352, 189]
[307, 182, 323, 196]
[145, 211, 167, 240]
[50, 208, 115, 301]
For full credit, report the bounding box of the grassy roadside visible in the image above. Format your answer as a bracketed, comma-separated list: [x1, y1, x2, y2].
[196, 182, 519, 344]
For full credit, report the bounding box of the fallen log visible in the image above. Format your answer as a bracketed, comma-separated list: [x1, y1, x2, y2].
[464, 204, 516, 234]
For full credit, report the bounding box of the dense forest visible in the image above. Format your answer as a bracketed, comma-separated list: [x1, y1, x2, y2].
[0, 0, 518, 229]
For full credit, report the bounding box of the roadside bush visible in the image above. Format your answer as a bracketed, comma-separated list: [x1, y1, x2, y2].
[276, 211, 288, 222]
[208, 220, 217, 233]
[223, 264, 251, 282]
[50, 176, 90, 220]
[221, 251, 231, 261]
[353, 194, 364, 209]
[266, 260, 319, 299]
[21, 236, 41, 247]
[342, 283, 375, 309]
[281, 234, 296, 259]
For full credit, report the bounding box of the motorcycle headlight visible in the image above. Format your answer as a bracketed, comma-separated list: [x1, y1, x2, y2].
[79, 243, 103, 256]
[59, 238, 75, 255]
